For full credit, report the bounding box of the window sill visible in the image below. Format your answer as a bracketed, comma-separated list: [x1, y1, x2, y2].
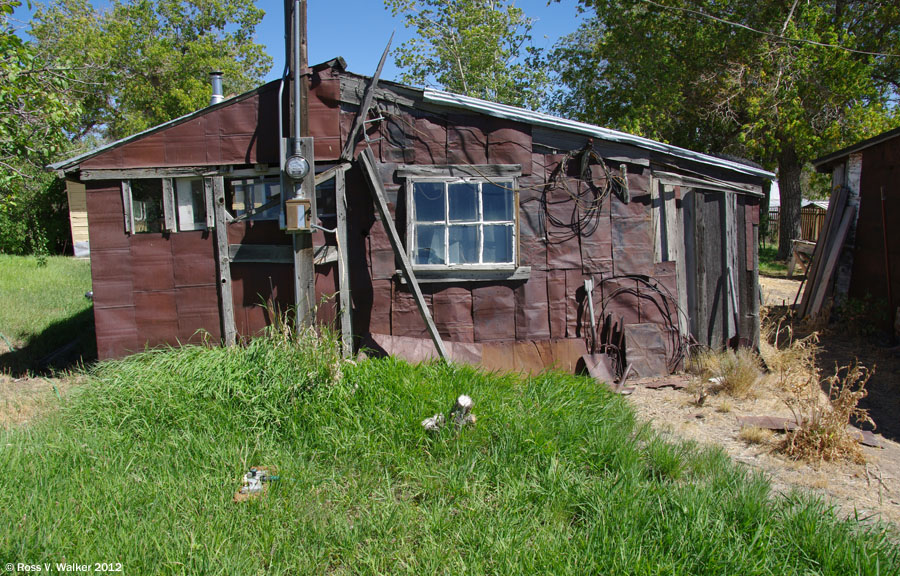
[396, 266, 531, 284]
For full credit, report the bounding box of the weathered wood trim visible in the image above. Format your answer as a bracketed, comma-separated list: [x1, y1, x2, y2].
[653, 170, 764, 197]
[339, 75, 418, 109]
[293, 138, 317, 329]
[810, 206, 857, 316]
[213, 176, 236, 346]
[396, 164, 522, 179]
[359, 148, 449, 361]
[397, 266, 531, 284]
[81, 167, 217, 181]
[120, 180, 134, 234]
[315, 163, 351, 186]
[162, 178, 177, 232]
[335, 168, 353, 358]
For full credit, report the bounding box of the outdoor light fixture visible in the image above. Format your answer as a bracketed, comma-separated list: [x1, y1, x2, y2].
[285, 153, 310, 180]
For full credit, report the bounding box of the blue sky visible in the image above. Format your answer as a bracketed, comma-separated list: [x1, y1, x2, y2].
[12, 0, 584, 83]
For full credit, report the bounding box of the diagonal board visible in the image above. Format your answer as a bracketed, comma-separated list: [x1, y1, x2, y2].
[341, 33, 393, 162]
[358, 148, 449, 362]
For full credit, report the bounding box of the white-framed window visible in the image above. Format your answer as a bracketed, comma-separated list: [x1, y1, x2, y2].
[408, 178, 517, 268]
[122, 177, 214, 234]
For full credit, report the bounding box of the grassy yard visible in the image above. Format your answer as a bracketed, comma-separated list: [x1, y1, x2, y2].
[0, 255, 94, 373]
[1, 330, 897, 574]
[759, 246, 789, 278]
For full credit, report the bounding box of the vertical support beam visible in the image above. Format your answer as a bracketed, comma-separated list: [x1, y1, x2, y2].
[293, 137, 316, 329]
[298, 0, 309, 137]
[358, 148, 449, 362]
[213, 176, 236, 346]
[335, 168, 353, 358]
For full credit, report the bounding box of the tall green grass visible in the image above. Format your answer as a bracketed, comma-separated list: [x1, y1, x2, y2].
[0, 255, 94, 372]
[1, 330, 897, 574]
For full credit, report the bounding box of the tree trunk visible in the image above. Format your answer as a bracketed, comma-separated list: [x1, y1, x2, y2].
[777, 144, 803, 260]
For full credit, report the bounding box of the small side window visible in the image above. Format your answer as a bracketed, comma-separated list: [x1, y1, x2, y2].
[175, 178, 207, 231]
[131, 179, 165, 233]
[229, 176, 281, 220]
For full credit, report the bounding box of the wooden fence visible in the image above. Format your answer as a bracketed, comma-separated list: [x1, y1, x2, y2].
[765, 207, 826, 244]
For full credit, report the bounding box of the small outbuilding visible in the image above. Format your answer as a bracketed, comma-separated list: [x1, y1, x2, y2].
[51, 58, 773, 378]
[804, 127, 900, 330]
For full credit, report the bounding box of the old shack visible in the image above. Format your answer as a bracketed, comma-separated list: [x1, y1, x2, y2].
[51, 57, 773, 378]
[801, 127, 900, 329]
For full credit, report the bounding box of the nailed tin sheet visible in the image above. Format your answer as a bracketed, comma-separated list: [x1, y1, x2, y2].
[547, 269, 568, 339]
[175, 284, 221, 343]
[230, 262, 293, 337]
[391, 286, 432, 339]
[90, 249, 134, 309]
[447, 113, 488, 164]
[487, 118, 532, 174]
[130, 235, 175, 292]
[134, 290, 179, 349]
[432, 285, 474, 343]
[94, 306, 138, 360]
[381, 113, 416, 164]
[414, 111, 448, 164]
[601, 277, 641, 326]
[368, 279, 393, 335]
[86, 187, 130, 251]
[315, 263, 339, 328]
[515, 268, 550, 340]
[472, 284, 515, 341]
[624, 323, 669, 378]
[612, 216, 653, 276]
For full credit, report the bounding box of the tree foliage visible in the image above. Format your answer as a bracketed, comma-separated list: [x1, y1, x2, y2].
[386, 0, 549, 110]
[553, 0, 900, 256]
[31, 0, 272, 141]
[1, 0, 81, 255]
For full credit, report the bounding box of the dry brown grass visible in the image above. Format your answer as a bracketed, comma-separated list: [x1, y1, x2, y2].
[691, 347, 762, 398]
[739, 426, 774, 445]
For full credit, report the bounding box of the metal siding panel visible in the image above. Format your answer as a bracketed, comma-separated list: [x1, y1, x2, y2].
[414, 112, 448, 164]
[487, 118, 532, 175]
[447, 114, 488, 165]
[133, 290, 179, 349]
[515, 268, 550, 340]
[432, 285, 475, 343]
[94, 306, 138, 359]
[90, 249, 134, 309]
[171, 231, 216, 287]
[175, 284, 221, 343]
[130, 235, 175, 292]
[472, 284, 515, 341]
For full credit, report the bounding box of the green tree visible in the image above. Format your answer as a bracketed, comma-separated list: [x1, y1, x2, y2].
[1, 0, 81, 255]
[31, 0, 272, 141]
[386, 0, 549, 110]
[553, 0, 900, 257]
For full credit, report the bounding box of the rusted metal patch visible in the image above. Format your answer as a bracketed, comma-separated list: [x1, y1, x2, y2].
[472, 284, 515, 341]
[624, 323, 669, 378]
[391, 286, 432, 339]
[94, 306, 138, 360]
[134, 290, 179, 349]
[487, 118, 532, 174]
[414, 112, 448, 164]
[447, 114, 488, 165]
[432, 285, 474, 343]
[515, 268, 550, 340]
[547, 269, 568, 339]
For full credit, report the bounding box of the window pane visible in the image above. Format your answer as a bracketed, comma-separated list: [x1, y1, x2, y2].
[316, 177, 336, 218]
[448, 225, 477, 264]
[483, 182, 514, 221]
[483, 225, 513, 263]
[131, 179, 164, 233]
[176, 179, 206, 231]
[448, 182, 477, 222]
[416, 224, 446, 265]
[414, 182, 444, 222]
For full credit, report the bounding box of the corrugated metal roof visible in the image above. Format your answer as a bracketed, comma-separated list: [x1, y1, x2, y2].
[423, 90, 775, 180]
[49, 79, 281, 173]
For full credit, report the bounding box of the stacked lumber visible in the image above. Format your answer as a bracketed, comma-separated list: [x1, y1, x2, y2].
[798, 186, 856, 318]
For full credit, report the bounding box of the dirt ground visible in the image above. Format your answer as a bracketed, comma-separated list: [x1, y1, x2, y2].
[623, 275, 900, 529]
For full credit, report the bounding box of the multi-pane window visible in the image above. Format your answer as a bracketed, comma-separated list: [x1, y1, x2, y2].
[410, 179, 516, 267]
[229, 176, 282, 220]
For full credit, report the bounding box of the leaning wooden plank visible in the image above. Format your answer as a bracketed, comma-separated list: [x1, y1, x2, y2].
[808, 205, 856, 317]
[340, 33, 393, 162]
[800, 184, 848, 316]
[212, 176, 236, 346]
[358, 148, 449, 362]
[335, 168, 353, 358]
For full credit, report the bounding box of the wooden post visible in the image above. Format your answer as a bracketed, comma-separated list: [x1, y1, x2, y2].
[335, 168, 353, 357]
[213, 176, 236, 345]
[358, 148, 449, 362]
[293, 137, 316, 329]
[340, 34, 393, 162]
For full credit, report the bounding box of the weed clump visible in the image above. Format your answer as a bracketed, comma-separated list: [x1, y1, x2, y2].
[781, 362, 875, 463]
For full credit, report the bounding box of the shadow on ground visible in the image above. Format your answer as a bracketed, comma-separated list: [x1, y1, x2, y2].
[0, 307, 97, 377]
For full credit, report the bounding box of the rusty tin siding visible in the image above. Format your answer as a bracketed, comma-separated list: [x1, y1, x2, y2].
[850, 140, 900, 310]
